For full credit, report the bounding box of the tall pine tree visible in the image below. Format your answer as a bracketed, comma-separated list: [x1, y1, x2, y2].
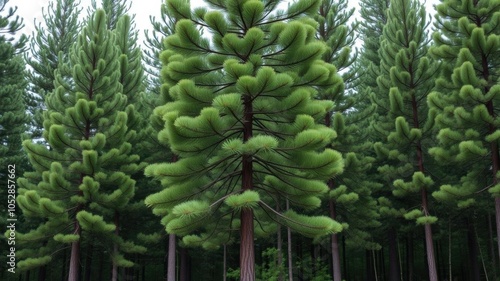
[16, 10, 143, 280]
[25, 0, 82, 140]
[428, 0, 500, 268]
[144, 0, 344, 280]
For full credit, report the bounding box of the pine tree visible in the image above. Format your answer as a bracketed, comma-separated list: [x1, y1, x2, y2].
[143, 1, 177, 96]
[428, 0, 500, 268]
[16, 10, 143, 280]
[372, 0, 440, 280]
[0, 6, 29, 278]
[314, 1, 380, 280]
[25, 0, 82, 140]
[90, 0, 131, 30]
[357, 0, 390, 97]
[0, 0, 27, 52]
[144, 0, 345, 280]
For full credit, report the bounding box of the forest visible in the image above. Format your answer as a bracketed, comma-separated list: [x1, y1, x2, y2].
[1, 0, 500, 280]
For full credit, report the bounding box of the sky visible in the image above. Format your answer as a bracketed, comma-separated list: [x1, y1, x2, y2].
[5, 0, 439, 48]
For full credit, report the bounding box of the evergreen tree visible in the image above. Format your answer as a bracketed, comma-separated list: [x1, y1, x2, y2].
[373, 0, 440, 280]
[144, 0, 344, 280]
[143, 1, 177, 96]
[428, 0, 500, 268]
[0, 11, 28, 281]
[0, 0, 27, 52]
[314, 1, 380, 280]
[357, 0, 389, 97]
[90, 0, 131, 30]
[25, 0, 82, 140]
[16, 10, 143, 280]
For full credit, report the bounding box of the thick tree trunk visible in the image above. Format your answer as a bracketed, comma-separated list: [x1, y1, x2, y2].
[167, 233, 176, 281]
[68, 219, 81, 281]
[388, 228, 400, 281]
[240, 94, 255, 281]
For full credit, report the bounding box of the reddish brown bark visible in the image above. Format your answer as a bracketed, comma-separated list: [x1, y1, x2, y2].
[240, 94, 255, 281]
[68, 219, 81, 281]
[167, 233, 176, 281]
[329, 197, 341, 281]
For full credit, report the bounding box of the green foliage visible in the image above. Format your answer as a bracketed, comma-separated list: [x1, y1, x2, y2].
[146, 0, 344, 260]
[16, 9, 142, 272]
[25, 0, 82, 139]
[429, 0, 500, 206]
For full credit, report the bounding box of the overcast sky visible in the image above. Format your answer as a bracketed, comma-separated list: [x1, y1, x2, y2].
[6, 0, 438, 47]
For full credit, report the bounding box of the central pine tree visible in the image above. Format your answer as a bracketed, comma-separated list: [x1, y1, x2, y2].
[144, 0, 344, 280]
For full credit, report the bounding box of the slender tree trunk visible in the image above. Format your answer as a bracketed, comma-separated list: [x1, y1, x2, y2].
[388, 228, 400, 281]
[287, 200, 293, 281]
[467, 220, 481, 281]
[342, 235, 347, 280]
[223, 245, 227, 281]
[84, 242, 93, 281]
[180, 247, 189, 281]
[166, 233, 176, 281]
[489, 213, 498, 280]
[62, 248, 68, 280]
[97, 250, 104, 281]
[112, 211, 120, 281]
[448, 223, 452, 281]
[329, 197, 341, 281]
[406, 234, 414, 281]
[68, 217, 82, 281]
[277, 215, 284, 281]
[38, 265, 46, 281]
[366, 250, 375, 281]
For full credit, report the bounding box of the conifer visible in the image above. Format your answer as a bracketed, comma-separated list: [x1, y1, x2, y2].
[25, 0, 82, 140]
[428, 0, 500, 267]
[315, 1, 379, 280]
[16, 10, 143, 279]
[373, 0, 440, 280]
[90, 0, 131, 30]
[144, 0, 345, 279]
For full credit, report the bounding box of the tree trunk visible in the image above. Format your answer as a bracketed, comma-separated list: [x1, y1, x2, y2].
[423, 195, 438, 281]
[406, 234, 413, 281]
[489, 213, 498, 280]
[180, 247, 189, 281]
[467, 220, 481, 281]
[223, 245, 227, 281]
[62, 248, 68, 280]
[329, 197, 342, 281]
[388, 228, 400, 281]
[239, 93, 255, 281]
[287, 200, 293, 281]
[84, 242, 93, 281]
[68, 219, 81, 281]
[366, 250, 375, 281]
[277, 223, 284, 281]
[38, 265, 46, 281]
[167, 233, 176, 281]
[111, 211, 120, 281]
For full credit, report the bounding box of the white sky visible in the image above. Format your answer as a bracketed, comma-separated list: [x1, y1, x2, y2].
[5, 0, 438, 47]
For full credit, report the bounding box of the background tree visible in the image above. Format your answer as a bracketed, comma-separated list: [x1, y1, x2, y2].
[372, 0, 441, 280]
[25, 0, 82, 140]
[144, 0, 345, 280]
[428, 0, 500, 271]
[90, 0, 131, 30]
[16, 10, 143, 280]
